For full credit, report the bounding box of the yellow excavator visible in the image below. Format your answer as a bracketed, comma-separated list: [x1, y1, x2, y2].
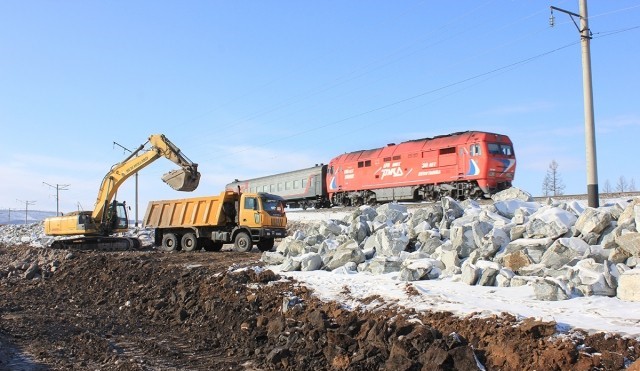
[44, 134, 200, 249]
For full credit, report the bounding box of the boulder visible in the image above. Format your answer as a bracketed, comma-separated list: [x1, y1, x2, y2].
[319, 220, 345, 237]
[617, 198, 640, 230]
[568, 259, 617, 297]
[370, 227, 409, 257]
[617, 268, 640, 301]
[574, 207, 613, 237]
[502, 250, 533, 273]
[461, 261, 480, 285]
[533, 278, 571, 301]
[398, 258, 441, 281]
[325, 241, 365, 271]
[524, 206, 577, 239]
[364, 257, 402, 274]
[276, 236, 307, 257]
[261, 251, 286, 265]
[491, 187, 533, 202]
[299, 253, 324, 271]
[539, 237, 589, 269]
[617, 232, 640, 257]
[493, 200, 539, 219]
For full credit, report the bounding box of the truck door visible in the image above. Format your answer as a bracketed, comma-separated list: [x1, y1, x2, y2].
[239, 196, 261, 228]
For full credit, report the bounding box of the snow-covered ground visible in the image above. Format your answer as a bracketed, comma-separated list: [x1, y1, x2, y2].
[278, 201, 640, 339]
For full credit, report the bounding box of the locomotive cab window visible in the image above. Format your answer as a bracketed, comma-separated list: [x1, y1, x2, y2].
[488, 143, 513, 156]
[470, 144, 481, 156]
[488, 143, 501, 155]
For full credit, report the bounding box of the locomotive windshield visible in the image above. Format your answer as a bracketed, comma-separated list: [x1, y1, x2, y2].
[487, 143, 514, 156]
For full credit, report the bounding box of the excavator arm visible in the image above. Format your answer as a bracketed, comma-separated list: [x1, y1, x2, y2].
[92, 134, 200, 222]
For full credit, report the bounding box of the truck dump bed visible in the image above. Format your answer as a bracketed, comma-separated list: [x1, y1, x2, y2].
[143, 191, 236, 228]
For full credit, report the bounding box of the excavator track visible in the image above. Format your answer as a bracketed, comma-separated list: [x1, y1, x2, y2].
[49, 236, 142, 251]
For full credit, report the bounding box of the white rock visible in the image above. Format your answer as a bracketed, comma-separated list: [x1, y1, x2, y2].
[617, 268, 640, 301]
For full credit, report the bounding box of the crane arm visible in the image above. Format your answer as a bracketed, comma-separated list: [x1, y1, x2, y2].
[91, 134, 200, 221]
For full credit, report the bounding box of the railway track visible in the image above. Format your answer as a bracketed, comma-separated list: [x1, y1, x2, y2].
[286, 191, 640, 214]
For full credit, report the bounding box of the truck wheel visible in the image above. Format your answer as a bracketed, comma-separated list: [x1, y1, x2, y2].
[162, 233, 179, 251]
[257, 238, 274, 252]
[181, 233, 197, 252]
[234, 232, 253, 252]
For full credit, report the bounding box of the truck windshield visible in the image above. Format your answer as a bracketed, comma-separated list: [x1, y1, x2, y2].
[261, 196, 285, 216]
[487, 143, 514, 156]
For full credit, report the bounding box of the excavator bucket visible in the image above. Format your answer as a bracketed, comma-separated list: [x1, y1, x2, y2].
[162, 169, 201, 192]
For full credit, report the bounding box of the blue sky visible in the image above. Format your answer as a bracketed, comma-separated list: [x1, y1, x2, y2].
[1, 1, 639, 216]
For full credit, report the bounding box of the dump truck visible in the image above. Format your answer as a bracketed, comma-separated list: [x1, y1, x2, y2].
[143, 190, 287, 252]
[44, 134, 200, 249]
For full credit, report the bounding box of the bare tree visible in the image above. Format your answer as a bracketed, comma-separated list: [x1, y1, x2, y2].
[630, 178, 636, 192]
[601, 179, 612, 194]
[616, 176, 628, 192]
[542, 160, 565, 196]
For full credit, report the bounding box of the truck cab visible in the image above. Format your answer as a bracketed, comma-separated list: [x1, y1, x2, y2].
[237, 193, 287, 251]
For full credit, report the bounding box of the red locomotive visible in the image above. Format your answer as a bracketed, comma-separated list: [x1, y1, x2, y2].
[327, 131, 515, 206]
[227, 131, 516, 208]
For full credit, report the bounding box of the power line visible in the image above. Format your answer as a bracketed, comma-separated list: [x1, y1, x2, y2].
[215, 40, 580, 159]
[43, 182, 70, 216]
[16, 199, 36, 225]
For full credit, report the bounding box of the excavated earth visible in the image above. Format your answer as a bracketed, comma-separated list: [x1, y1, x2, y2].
[1, 242, 639, 371]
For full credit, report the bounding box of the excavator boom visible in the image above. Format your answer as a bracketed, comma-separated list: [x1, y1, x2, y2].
[92, 134, 200, 220]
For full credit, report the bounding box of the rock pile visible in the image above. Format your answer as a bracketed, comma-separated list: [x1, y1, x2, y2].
[267, 188, 640, 302]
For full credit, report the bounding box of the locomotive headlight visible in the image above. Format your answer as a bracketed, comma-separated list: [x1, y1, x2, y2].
[488, 171, 496, 177]
[506, 173, 514, 179]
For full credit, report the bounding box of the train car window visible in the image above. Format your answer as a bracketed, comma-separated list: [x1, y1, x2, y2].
[488, 143, 501, 154]
[392, 155, 401, 160]
[270, 184, 276, 192]
[383, 157, 391, 162]
[302, 179, 307, 188]
[439, 147, 455, 155]
[358, 161, 364, 168]
[470, 144, 481, 156]
[501, 145, 513, 156]
[329, 166, 334, 175]
[365, 160, 371, 167]
[278, 183, 283, 191]
[294, 180, 300, 189]
[285, 181, 292, 190]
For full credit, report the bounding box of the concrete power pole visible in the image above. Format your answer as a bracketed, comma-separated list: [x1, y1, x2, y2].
[550, 0, 599, 207]
[43, 182, 70, 216]
[16, 199, 36, 224]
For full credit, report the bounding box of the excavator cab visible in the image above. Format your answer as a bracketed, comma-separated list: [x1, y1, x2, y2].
[162, 168, 201, 192]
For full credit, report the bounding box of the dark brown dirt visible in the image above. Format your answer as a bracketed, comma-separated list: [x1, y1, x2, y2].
[0, 243, 638, 370]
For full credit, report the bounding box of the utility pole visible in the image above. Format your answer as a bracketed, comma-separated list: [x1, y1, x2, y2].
[43, 182, 70, 216]
[550, 0, 599, 208]
[113, 141, 139, 227]
[16, 199, 36, 225]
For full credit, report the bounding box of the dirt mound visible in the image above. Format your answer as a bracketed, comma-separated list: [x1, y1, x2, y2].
[0, 243, 638, 370]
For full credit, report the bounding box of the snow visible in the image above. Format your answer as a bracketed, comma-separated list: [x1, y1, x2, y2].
[273, 265, 640, 338]
[277, 206, 640, 339]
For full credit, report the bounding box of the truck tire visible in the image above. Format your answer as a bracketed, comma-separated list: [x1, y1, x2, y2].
[257, 238, 274, 252]
[181, 233, 197, 252]
[234, 232, 252, 252]
[162, 233, 180, 251]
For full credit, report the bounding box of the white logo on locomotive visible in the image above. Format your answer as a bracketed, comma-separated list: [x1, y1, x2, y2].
[381, 162, 403, 179]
